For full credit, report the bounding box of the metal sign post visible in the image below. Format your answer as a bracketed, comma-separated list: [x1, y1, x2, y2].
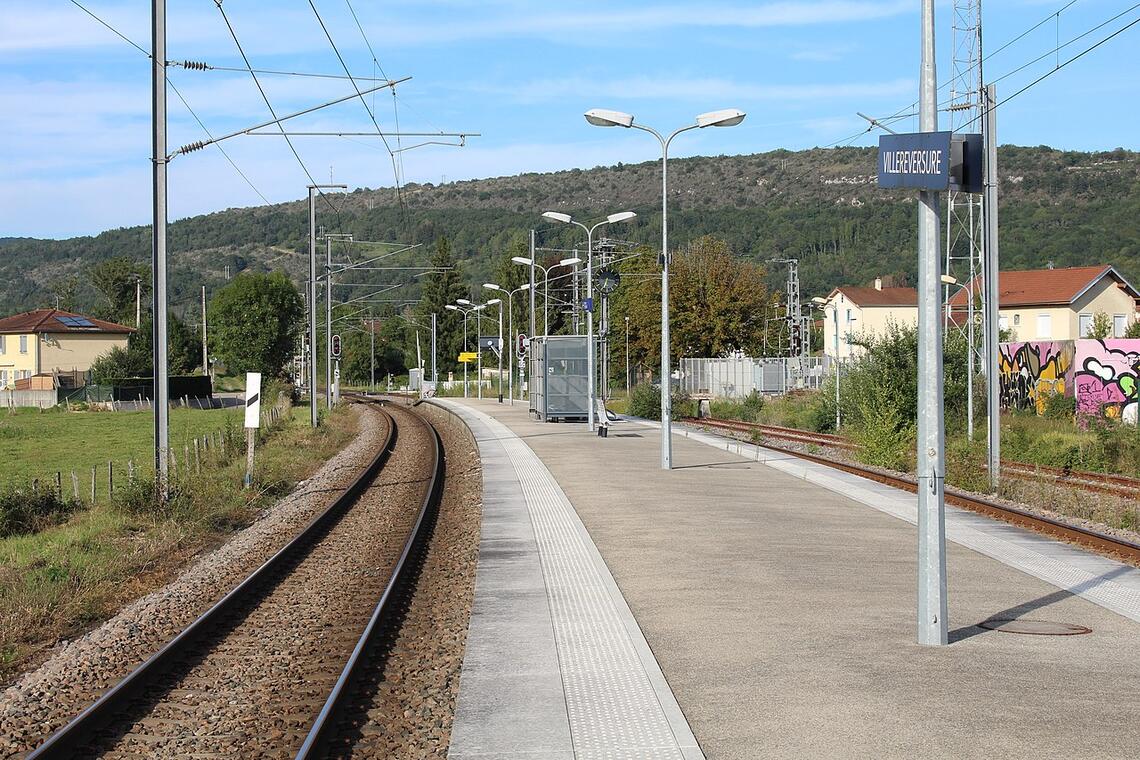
[915, 0, 948, 647]
[243, 372, 262, 489]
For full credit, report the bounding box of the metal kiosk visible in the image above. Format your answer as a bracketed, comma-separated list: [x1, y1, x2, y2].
[529, 335, 593, 422]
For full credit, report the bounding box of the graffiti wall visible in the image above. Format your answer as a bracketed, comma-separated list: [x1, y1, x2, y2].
[1073, 339, 1140, 425]
[998, 341, 1074, 415]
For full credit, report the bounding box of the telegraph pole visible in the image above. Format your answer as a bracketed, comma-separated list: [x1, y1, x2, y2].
[916, 0, 949, 646]
[151, 0, 169, 494]
[984, 83, 1001, 490]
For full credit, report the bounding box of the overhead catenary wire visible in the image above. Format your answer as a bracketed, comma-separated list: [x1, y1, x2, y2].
[306, 0, 405, 211]
[212, 0, 343, 218]
[169, 60, 390, 82]
[67, 0, 270, 205]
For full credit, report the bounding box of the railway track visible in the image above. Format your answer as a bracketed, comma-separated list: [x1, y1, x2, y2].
[682, 417, 1140, 566]
[28, 399, 444, 759]
[685, 416, 1140, 500]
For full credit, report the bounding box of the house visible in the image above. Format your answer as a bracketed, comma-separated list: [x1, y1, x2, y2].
[0, 309, 134, 390]
[819, 278, 917, 359]
[949, 265, 1140, 341]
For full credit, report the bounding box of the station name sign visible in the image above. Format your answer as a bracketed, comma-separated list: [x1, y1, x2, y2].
[878, 131, 983, 194]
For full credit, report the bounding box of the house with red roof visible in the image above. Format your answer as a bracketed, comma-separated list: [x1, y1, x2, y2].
[948, 265, 1139, 341]
[0, 309, 134, 390]
[818, 278, 918, 360]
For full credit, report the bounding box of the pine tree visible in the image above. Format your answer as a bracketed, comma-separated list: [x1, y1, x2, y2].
[417, 237, 469, 376]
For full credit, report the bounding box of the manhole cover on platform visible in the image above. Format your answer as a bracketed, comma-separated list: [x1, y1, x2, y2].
[978, 619, 1092, 636]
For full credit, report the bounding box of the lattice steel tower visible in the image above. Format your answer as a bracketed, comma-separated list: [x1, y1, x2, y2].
[945, 0, 985, 436]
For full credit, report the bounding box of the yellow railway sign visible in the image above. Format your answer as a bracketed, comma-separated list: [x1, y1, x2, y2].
[458, 352, 478, 363]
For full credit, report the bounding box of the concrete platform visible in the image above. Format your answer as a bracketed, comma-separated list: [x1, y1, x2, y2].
[444, 398, 1140, 759]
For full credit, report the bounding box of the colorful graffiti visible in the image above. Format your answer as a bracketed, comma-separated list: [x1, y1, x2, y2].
[1073, 339, 1140, 425]
[998, 341, 1074, 415]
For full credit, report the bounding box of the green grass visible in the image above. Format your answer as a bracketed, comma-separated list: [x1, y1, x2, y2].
[0, 406, 243, 489]
[0, 402, 357, 679]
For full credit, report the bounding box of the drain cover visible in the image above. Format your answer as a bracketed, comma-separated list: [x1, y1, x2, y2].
[978, 619, 1092, 636]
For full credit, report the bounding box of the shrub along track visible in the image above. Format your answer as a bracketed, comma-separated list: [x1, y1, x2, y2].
[682, 417, 1140, 567]
[22, 398, 469, 759]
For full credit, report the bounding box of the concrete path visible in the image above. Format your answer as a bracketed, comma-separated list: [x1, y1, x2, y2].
[448, 398, 1140, 760]
[440, 400, 702, 760]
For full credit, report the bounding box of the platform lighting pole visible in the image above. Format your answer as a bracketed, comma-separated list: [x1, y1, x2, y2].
[484, 283, 530, 406]
[983, 83, 1001, 491]
[916, 0, 948, 646]
[541, 212, 636, 432]
[152, 0, 169, 493]
[446, 303, 473, 398]
[812, 297, 842, 430]
[307, 184, 346, 427]
[584, 108, 745, 466]
[625, 316, 631, 398]
[431, 312, 438, 385]
[473, 304, 488, 399]
[529, 231, 536, 400]
[369, 320, 375, 392]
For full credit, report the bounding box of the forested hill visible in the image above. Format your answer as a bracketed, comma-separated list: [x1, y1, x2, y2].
[2, 144, 1137, 318]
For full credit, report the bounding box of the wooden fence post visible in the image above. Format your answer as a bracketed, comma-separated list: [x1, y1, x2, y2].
[71, 471, 79, 500]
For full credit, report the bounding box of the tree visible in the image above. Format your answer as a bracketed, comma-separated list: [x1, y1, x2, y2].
[88, 257, 149, 325]
[341, 312, 409, 385]
[611, 236, 770, 382]
[209, 271, 304, 377]
[1125, 319, 1140, 339]
[416, 237, 469, 375]
[50, 276, 80, 312]
[1087, 312, 1113, 340]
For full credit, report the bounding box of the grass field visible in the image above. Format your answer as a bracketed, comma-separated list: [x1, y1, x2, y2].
[0, 406, 244, 492]
[0, 403, 357, 679]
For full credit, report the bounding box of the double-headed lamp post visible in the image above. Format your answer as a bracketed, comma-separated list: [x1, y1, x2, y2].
[484, 282, 531, 405]
[446, 302, 476, 398]
[585, 107, 745, 469]
[541, 211, 636, 432]
[811, 296, 841, 431]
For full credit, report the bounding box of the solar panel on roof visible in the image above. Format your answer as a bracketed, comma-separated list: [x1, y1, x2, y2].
[57, 316, 96, 327]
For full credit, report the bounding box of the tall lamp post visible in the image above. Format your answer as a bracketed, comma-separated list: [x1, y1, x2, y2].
[484, 282, 531, 405]
[585, 108, 745, 469]
[625, 316, 631, 398]
[446, 302, 475, 398]
[812, 296, 841, 431]
[541, 211, 636, 432]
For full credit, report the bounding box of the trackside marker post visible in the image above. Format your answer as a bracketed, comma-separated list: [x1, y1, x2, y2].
[244, 372, 261, 489]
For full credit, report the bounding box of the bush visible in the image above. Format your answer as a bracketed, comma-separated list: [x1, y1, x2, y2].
[1042, 392, 1076, 420]
[0, 482, 83, 537]
[627, 383, 694, 420]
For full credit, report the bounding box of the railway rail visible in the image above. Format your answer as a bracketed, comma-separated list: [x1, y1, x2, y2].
[682, 417, 1140, 566]
[28, 398, 444, 759]
[685, 416, 1140, 500]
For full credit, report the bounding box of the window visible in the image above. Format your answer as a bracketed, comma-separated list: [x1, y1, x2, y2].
[1036, 313, 1052, 339]
[0, 370, 7, 387]
[1079, 313, 1092, 337]
[1013, 314, 1020, 326]
[19, 335, 28, 354]
[999, 316, 1009, 331]
[0, 335, 5, 354]
[1114, 315, 1127, 338]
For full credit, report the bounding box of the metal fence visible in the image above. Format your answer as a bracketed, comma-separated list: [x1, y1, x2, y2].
[680, 356, 831, 398]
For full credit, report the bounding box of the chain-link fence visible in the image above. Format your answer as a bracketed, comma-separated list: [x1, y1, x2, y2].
[680, 356, 831, 398]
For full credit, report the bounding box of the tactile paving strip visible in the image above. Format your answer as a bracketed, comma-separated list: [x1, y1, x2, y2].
[671, 422, 1140, 624]
[478, 412, 700, 759]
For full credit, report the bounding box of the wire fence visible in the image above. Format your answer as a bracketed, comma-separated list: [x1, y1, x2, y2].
[680, 356, 832, 398]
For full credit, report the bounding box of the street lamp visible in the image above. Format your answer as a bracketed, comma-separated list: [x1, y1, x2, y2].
[484, 282, 531, 405]
[812, 296, 841, 431]
[446, 302, 475, 398]
[467, 300, 498, 400]
[585, 107, 745, 468]
[625, 315, 631, 398]
[541, 210, 636, 432]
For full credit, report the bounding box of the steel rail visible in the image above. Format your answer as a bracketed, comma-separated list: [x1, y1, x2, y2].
[682, 419, 1140, 565]
[28, 401, 399, 759]
[295, 400, 445, 757]
[688, 417, 1140, 497]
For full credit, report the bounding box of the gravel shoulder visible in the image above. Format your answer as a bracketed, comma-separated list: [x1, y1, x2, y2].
[1, 404, 385, 757]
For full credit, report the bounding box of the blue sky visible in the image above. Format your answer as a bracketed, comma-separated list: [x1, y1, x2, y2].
[2, 0, 1138, 239]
